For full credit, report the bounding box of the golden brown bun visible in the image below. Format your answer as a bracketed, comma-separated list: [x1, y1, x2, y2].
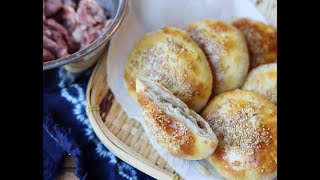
[242, 63, 277, 104]
[201, 90, 277, 180]
[125, 27, 213, 112]
[186, 19, 249, 95]
[136, 77, 218, 160]
[230, 18, 277, 70]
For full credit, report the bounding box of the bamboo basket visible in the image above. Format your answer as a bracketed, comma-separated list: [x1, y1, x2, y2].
[86, 49, 178, 179]
[86, 1, 276, 179]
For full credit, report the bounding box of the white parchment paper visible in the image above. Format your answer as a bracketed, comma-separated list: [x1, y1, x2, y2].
[107, 0, 268, 179]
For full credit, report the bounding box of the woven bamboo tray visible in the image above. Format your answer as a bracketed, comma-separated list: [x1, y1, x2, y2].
[86, 49, 178, 179]
[86, 1, 276, 179]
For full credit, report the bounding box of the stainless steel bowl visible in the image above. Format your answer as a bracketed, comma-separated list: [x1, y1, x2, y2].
[43, 0, 128, 70]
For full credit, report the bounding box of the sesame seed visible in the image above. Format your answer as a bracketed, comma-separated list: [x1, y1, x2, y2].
[142, 104, 191, 153]
[232, 161, 240, 166]
[130, 35, 196, 98]
[205, 100, 273, 158]
[187, 28, 227, 83]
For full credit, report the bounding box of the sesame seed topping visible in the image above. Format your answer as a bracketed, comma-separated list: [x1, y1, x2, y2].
[266, 85, 277, 104]
[140, 99, 192, 153]
[232, 161, 240, 166]
[130, 35, 196, 98]
[205, 100, 273, 160]
[187, 28, 226, 83]
[231, 19, 277, 68]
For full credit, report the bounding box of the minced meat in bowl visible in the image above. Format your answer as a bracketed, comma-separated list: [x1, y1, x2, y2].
[43, 0, 127, 70]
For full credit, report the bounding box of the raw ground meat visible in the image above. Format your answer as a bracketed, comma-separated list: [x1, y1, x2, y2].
[43, 0, 111, 62]
[44, 18, 78, 52]
[60, 5, 78, 31]
[73, 19, 111, 49]
[43, 18, 79, 61]
[72, 0, 109, 48]
[44, 0, 63, 17]
[43, 34, 68, 60]
[77, 0, 106, 25]
[43, 48, 56, 62]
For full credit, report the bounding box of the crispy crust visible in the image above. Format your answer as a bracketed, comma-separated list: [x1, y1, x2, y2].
[201, 90, 277, 180]
[125, 27, 213, 112]
[186, 19, 249, 95]
[230, 18, 277, 70]
[136, 78, 218, 160]
[242, 63, 277, 104]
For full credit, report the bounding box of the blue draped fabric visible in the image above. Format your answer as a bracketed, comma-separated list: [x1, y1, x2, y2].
[43, 67, 154, 180]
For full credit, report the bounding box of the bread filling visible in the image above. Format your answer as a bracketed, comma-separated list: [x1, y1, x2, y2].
[139, 77, 216, 140]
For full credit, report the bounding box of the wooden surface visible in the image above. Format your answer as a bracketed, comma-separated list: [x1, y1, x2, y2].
[56, 0, 276, 179]
[57, 155, 78, 180]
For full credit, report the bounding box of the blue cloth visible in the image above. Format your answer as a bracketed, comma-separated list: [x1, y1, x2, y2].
[43, 67, 154, 180]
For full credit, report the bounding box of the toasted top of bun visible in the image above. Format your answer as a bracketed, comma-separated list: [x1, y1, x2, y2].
[230, 18, 277, 69]
[136, 77, 218, 160]
[125, 27, 213, 112]
[243, 63, 277, 104]
[186, 19, 249, 95]
[201, 90, 277, 180]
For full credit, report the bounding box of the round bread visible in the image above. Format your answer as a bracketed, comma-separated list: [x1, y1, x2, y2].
[186, 19, 249, 95]
[136, 77, 218, 160]
[230, 18, 277, 70]
[242, 63, 277, 104]
[201, 90, 277, 180]
[124, 27, 213, 112]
